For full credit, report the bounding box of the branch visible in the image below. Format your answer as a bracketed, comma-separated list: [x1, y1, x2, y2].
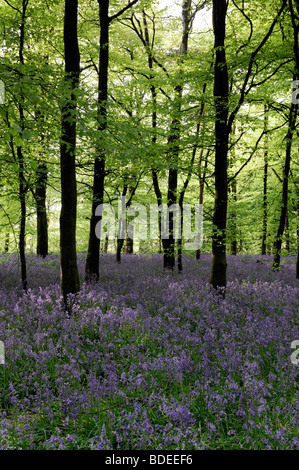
[227, 0, 288, 134]
[228, 130, 266, 183]
[109, 0, 139, 23]
[231, 0, 253, 53]
[249, 59, 294, 88]
[2, 0, 22, 14]
[272, 167, 283, 183]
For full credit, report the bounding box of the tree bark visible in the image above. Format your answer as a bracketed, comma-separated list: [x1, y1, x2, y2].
[16, 1, 28, 290]
[164, 0, 191, 270]
[261, 105, 269, 255]
[116, 238, 124, 263]
[297, 201, 299, 279]
[4, 230, 9, 253]
[273, 88, 298, 270]
[85, 0, 138, 278]
[230, 178, 237, 255]
[285, 212, 290, 253]
[36, 162, 48, 258]
[116, 183, 138, 263]
[209, 0, 229, 290]
[228, 125, 237, 256]
[196, 148, 209, 260]
[125, 233, 134, 254]
[17, 145, 27, 290]
[104, 234, 109, 253]
[85, 0, 108, 282]
[60, 0, 80, 304]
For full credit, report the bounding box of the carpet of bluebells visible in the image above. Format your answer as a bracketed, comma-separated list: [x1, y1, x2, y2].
[0, 252, 298, 450]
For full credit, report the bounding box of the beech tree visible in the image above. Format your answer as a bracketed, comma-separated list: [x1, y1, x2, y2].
[210, 0, 288, 289]
[60, 0, 81, 305]
[273, 0, 299, 270]
[85, 0, 139, 282]
[209, 0, 229, 290]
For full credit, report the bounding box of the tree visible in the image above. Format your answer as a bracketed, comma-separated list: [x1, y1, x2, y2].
[262, 105, 269, 255]
[210, 0, 288, 288]
[35, 161, 48, 258]
[85, 0, 138, 281]
[60, 0, 81, 305]
[209, 0, 229, 290]
[273, 0, 299, 270]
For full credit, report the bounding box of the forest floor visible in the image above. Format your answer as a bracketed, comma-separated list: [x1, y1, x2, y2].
[0, 252, 298, 450]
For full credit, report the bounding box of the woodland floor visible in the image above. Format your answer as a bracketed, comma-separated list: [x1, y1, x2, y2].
[0, 252, 298, 449]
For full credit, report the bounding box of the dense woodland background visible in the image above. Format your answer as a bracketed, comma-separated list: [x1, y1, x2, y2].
[0, 0, 299, 302]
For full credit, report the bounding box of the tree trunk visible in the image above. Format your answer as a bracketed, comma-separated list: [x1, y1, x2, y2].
[116, 238, 125, 263]
[209, 0, 229, 290]
[273, 90, 297, 270]
[230, 178, 237, 255]
[196, 148, 209, 260]
[36, 162, 48, 258]
[164, 0, 191, 270]
[262, 105, 269, 255]
[16, 1, 28, 291]
[85, 0, 138, 278]
[164, 164, 178, 270]
[85, 0, 108, 282]
[104, 234, 109, 253]
[297, 202, 299, 279]
[142, 12, 164, 256]
[4, 230, 9, 253]
[228, 124, 237, 255]
[285, 212, 290, 253]
[60, 0, 80, 305]
[126, 230, 134, 254]
[18, 145, 27, 290]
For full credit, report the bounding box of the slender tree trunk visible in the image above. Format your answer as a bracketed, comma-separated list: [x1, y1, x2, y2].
[261, 153, 268, 255]
[178, 80, 208, 268]
[196, 148, 209, 260]
[273, 90, 298, 270]
[152, 170, 165, 254]
[239, 230, 243, 253]
[164, 0, 191, 270]
[60, 0, 80, 304]
[116, 183, 138, 263]
[126, 226, 134, 253]
[104, 234, 109, 253]
[85, 0, 108, 281]
[262, 105, 269, 255]
[209, 0, 229, 290]
[285, 212, 290, 253]
[36, 162, 48, 258]
[85, 0, 138, 278]
[178, 119, 201, 271]
[164, 163, 178, 270]
[141, 12, 165, 256]
[228, 125, 237, 255]
[116, 238, 124, 263]
[18, 145, 27, 290]
[291, 0, 299, 277]
[230, 178, 237, 255]
[297, 201, 299, 279]
[16, 1, 28, 291]
[4, 230, 9, 253]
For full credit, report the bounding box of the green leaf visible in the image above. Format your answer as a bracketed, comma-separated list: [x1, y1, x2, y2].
[22, 130, 32, 140]
[14, 135, 23, 147]
[12, 162, 19, 173]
